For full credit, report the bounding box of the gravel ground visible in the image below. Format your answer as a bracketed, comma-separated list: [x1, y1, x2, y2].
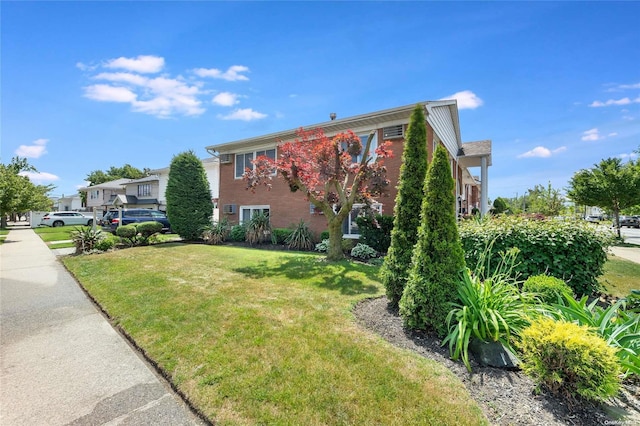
[353, 296, 640, 426]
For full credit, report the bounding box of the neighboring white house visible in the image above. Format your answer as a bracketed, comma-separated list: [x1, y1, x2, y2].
[79, 158, 220, 219]
[150, 157, 220, 221]
[79, 178, 132, 213]
[53, 195, 84, 211]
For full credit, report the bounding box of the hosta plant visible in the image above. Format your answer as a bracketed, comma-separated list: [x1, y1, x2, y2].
[350, 243, 377, 260]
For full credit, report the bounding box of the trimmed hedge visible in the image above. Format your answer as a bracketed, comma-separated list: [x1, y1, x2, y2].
[459, 216, 615, 296]
[272, 228, 294, 245]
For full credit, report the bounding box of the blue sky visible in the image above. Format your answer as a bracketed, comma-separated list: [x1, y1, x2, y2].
[2, 1, 639, 200]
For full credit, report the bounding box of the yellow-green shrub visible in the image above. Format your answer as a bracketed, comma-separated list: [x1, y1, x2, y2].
[519, 317, 620, 402]
[522, 275, 573, 304]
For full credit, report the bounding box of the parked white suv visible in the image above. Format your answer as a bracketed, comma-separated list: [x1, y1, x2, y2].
[39, 211, 95, 227]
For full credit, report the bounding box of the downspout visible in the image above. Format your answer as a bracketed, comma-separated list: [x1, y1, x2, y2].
[481, 156, 489, 216]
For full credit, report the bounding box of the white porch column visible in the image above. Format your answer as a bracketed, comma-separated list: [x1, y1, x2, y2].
[480, 156, 489, 216]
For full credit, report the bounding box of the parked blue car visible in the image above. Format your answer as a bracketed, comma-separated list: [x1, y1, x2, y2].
[101, 209, 171, 233]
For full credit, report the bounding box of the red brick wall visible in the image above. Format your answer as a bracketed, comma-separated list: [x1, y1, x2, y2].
[218, 123, 438, 236]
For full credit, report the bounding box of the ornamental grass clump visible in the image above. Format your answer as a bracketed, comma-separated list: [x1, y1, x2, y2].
[285, 220, 315, 250]
[70, 226, 104, 254]
[519, 317, 621, 402]
[245, 211, 271, 245]
[201, 219, 230, 245]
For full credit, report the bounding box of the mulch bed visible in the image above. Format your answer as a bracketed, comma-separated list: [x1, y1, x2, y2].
[353, 296, 640, 426]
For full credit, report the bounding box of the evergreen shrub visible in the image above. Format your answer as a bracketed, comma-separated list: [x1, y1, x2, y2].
[166, 151, 214, 241]
[136, 221, 163, 245]
[399, 145, 466, 335]
[381, 104, 428, 307]
[272, 228, 293, 245]
[519, 317, 620, 402]
[319, 230, 330, 241]
[459, 215, 615, 296]
[522, 275, 573, 304]
[355, 214, 394, 252]
[116, 224, 138, 246]
[229, 224, 246, 242]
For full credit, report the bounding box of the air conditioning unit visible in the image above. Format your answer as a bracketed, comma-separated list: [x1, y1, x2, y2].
[222, 204, 237, 214]
[219, 153, 232, 164]
[383, 125, 404, 139]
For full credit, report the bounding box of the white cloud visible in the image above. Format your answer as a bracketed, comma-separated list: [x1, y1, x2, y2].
[76, 62, 97, 71]
[441, 90, 483, 110]
[193, 65, 250, 81]
[104, 55, 164, 73]
[81, 57, 258, 118]
[618, 82, 640, 90]
[620, 152, 638, 159]
[589, 97, 640, 107]
[19, 171, 59, 183]
[218, 108, 267, 121]
[212, 92, 240, 106]
[608, 132, 618, 137]
[15, 138, 49, 158]
[84, 84, 137, 102]
[94, 72, 148, 86]
[581, 128, 602, 141]
[517, 146, 566, 159]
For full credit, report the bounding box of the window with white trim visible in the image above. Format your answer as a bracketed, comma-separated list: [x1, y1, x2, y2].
[342, 203, 383, 238]
[138, 184, 151, 197]
[239, 205, 270, 224]
[90, 189, 100, 200]
[342, 132, 378, 163]
[235, 148, 276, 179]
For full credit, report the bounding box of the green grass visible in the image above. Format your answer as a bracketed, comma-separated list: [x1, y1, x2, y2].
[63, 244, 487, 426]
[600, 256, 640, 298]
[33, 225, 77, 242]
[0, 229, 8, 245]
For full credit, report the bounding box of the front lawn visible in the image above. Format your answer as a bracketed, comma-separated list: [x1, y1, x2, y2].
[600, 255, 640, 298]
[63, 244, 486, 425]
[34, 225, 77, 242]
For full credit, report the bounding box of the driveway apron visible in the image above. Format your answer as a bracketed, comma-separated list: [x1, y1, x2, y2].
[0, 228, 203, 425]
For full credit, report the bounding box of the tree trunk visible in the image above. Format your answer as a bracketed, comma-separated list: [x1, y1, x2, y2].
[326, 217, 345, 261]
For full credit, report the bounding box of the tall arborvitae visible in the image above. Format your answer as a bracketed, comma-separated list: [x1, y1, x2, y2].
[399, 144, 466, 336]
[380, 104, 428, 307]
[166, 151, 214, 240]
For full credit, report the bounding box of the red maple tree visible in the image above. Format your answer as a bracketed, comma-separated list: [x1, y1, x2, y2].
[244, 127, 393, 260]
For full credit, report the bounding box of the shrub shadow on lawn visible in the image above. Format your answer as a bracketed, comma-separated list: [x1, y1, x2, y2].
[234, 254, 380, 296]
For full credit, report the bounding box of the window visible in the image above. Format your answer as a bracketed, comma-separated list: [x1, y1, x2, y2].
[90, 189, 100, 200]
[240, 205, 270, 224]
[235, 148, 276, 179]
[342, 132, 378, 163]
[342, 203, 382, 238]
[138, 184, 151, 197]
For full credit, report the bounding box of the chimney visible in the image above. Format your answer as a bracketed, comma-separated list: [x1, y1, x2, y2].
[329, 112, 337, 121]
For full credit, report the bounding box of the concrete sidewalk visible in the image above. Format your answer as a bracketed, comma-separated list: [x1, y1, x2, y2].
[0, 228, 205, 425]
[610, 246, 640, 264]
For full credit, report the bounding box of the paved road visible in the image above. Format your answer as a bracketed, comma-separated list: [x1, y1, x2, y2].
[620, 227, 640, 246]
[0, 228, 205, 426]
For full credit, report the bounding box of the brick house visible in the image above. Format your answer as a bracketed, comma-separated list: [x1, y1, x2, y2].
[205, 101, 491, 238]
